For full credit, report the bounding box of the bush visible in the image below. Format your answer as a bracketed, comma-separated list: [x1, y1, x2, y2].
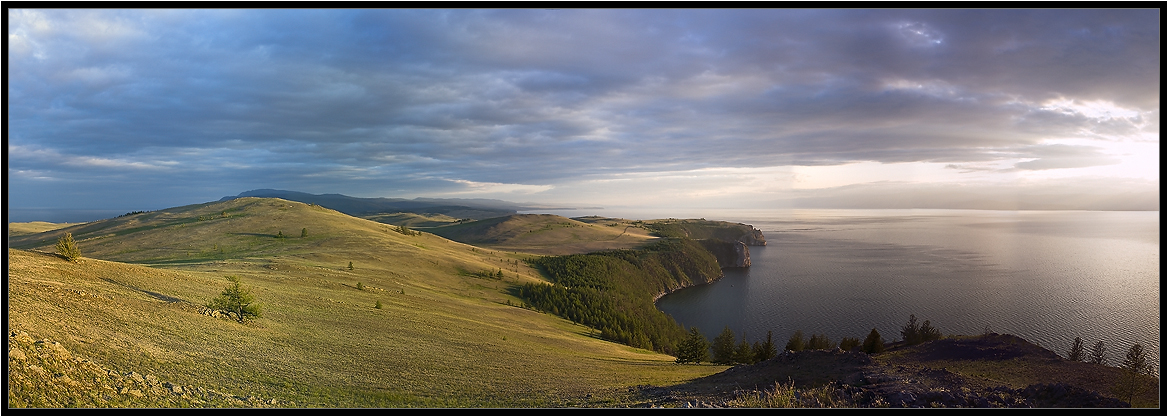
[206, 276, 261, 323]
[55, 232, 81, 262]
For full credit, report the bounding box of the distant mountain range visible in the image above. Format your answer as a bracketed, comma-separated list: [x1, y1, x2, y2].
[219, 189, 574, 220]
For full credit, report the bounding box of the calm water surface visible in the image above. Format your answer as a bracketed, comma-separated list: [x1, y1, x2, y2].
[535, 208, 1161, 372]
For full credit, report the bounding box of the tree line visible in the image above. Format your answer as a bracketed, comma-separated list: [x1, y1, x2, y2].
[675, 314, 943, 364]
[519, 238, 722, 355]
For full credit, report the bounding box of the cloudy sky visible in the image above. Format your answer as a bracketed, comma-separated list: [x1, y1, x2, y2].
[8, 9, 1161, 219]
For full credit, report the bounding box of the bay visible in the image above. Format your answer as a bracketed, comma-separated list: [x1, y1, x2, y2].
[531, 208, 1161, 372]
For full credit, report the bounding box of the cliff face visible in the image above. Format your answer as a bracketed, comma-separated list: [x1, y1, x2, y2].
[698, 240, 752, 268]
[740, 227, 766, 246]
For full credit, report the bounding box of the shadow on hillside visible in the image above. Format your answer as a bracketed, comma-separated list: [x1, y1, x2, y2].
[99, 277, 186, 303]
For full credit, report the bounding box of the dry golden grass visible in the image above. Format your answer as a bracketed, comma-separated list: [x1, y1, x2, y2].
[7, 198, 726, 408]
[428, 214, 658, 255]
[8, 221, 82, 238]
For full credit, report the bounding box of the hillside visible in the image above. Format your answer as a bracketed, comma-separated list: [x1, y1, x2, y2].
[220, 189, 518, 220]
[8, 221, 82, 238]
[428, 214, 658, 255]
[7, 198, 725, 407]
[360, 212, 462, 228]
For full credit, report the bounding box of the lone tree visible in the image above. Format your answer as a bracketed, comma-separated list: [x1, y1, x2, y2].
[675, 327, 710, 364]
[711, 326, 738, 365]
[862, 328, 885, 354]
[207, 276, 261, 323]
[55, 232, 81, 262]
[1067, 337, 1085, 362]
[1089, 340, 1107, 365]
[301, 228, 308, 238]
[1113, 343, 1151, 406]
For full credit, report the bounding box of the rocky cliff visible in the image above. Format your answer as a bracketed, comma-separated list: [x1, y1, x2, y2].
[698, 240, 751, 268]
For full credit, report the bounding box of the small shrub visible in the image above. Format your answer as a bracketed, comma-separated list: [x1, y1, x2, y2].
[276, 231, 285, 239]
[356, 282, 365, 290]
[301, 228, 308, 238]
[55, 232, 82, 262]
[348, 262, 354, 271]
[375, 300, 382, 309]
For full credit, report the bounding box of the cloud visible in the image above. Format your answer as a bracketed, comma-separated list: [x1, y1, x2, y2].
[7, 9, 1161, 212]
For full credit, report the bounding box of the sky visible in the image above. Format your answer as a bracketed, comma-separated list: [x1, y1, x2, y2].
[7, 9, 1162, 220]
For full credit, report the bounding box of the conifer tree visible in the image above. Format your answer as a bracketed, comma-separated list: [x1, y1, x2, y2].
[806, 333, 832, 350]
[753, 330, 778, 362]
[1067, 337, 1085, 362]
[55, 232, 82, 262]
[301, 228, 308, 238]
[1113, 343, 1150, 406]
[733, 333, 754, 364]
[785, 330, 805, 352]
[711, 326, 737, 365]
[675, 327, 710, 364]
[207, 276, 261, 323]
[1089, 340, 1107, 365]
[862, 328, 885, 354]
[901, 314, 921, 345]
[918, 319, 942, 343]
[839, 337, 862, 352]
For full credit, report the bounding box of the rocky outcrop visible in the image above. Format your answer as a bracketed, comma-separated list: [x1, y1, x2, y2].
[739, 227, 766, 246]
[698, 240, 751, 268]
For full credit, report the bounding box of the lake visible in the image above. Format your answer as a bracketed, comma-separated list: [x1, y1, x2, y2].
[532, 208, 1161, 372]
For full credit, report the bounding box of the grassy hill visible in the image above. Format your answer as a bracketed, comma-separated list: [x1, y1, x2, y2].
[428, 214, 658, 255]
[8, 221, 82, 238]
[360, 212, 462, 228]
[8, 198, 726, 407]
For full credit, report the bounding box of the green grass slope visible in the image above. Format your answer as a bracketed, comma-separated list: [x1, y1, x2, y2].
[8, 198, 726, 407]
[428, 214, 657, 255]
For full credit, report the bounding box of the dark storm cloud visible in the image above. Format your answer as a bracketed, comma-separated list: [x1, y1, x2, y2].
[7, 8, 1160, 210]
